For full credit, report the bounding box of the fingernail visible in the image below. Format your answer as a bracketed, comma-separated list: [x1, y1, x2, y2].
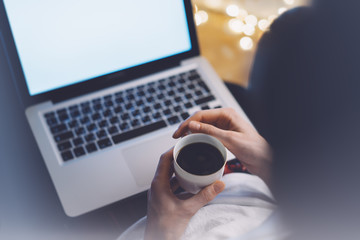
[189, 121, 200, 131]
[213, 181, 225, 194]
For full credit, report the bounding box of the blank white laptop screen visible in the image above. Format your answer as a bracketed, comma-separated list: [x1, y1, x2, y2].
[4, 0, 192, 96]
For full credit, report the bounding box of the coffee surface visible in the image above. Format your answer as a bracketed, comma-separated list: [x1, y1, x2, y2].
[177, 142, 224, 175]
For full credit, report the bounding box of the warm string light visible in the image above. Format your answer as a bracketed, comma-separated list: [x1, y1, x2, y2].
[194, 0, 298, 51]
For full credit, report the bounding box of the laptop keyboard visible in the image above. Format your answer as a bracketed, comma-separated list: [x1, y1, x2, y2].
[43, 69, 222, 162]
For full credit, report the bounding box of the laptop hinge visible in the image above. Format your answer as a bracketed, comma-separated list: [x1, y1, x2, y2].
[51, 60, 182, 104]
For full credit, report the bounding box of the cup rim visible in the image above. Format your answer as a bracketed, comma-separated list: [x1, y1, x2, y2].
[173, 133, 227, 177]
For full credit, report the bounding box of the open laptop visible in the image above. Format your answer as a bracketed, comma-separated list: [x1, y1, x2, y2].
[0, 0, 249, 217]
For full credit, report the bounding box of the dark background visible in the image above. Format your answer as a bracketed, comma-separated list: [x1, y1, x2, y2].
[0, 30, 147, 240]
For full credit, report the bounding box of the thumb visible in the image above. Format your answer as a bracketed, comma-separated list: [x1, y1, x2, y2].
[189, 181, 225, 210]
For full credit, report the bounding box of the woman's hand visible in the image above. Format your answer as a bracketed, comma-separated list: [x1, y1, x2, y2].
[173, 108, 273, 186]
[145, 149, 225, 240]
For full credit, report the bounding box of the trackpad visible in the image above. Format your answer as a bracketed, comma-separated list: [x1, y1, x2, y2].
[122, 134, 177, 187]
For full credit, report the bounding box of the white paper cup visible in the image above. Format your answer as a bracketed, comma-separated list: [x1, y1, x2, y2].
[173, 133, 227, 194]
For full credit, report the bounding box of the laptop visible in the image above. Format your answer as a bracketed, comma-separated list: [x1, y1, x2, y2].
[0, 0, 249, 217]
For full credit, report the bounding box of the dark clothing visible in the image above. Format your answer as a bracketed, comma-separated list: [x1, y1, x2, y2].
[228, 5, 360, 239]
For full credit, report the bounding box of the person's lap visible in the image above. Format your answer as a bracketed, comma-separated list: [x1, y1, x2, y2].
[117, 173, 275, 240]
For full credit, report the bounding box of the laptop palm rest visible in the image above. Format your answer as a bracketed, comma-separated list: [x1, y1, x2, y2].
[122, 133, 177, 187]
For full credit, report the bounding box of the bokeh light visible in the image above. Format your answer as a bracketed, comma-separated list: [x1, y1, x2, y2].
[239, 37, 254, 51]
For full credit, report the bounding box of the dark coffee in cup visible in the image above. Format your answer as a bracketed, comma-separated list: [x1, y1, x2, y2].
[177, 142, 225, 176]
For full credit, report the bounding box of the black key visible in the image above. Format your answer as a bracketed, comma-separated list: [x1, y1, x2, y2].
[86, 143, 98, 153]
[59, 113, 70, 122]
[143, 106, 151, 113]
[121, 113, 130, 121]
[44, 112, 55, 118]
[199, 81, 210, 92]
[189, 74, 200, 81]
[92, 98, 101, 104]
[167, 116, 180, 125]
[114, 106, 123, 113]
[173, 105, 183, 112]
[201, 105, 210, 110]
[56, 108, 67, 115]
[195, 95, 215, 105]
[142, 115, 151, 123]
[69, 105, 79, 111]
[74, 146, 86, 157]
[107, 126, 119, 135]
[54, 131, 74, 143]
[195, 90, 203, 97]
[87, 123, 97, 132]
[97, 138, 112, 149]
[125, 103, 133, 110]
[119, 122, 130, 131]
[157, 93, 165, 100]
[70, 110, 80, 118]
[146, 96, 154, 102]
[115, 91, 124, 97]
[85, 133, 96, 142]
[153, 112, 161, 119]
[81, 106, 92, 114]
[189, 69, 198, 75]
[154, 103, 162, 110]
[46, 117, 58, 126]
[115, 97, 124, 104]
[61, 151, 74, 161]
[57, 141, 72, 151]
[92, 113, 101, 121]
[80, 116, 90, 125]
[136, 90, 145, 97]
[177, 87, 185, 93]
[185, 93, 192, 99]
[80, 101, 90, 108]
[50, 124, 67, 134]
[163, 108, 172, 116]
[103, 95, 112, 101]
[68, 119, 79, 128]
[131, 119, 141, 128]
[179, 77, 186, 84]
[147, 87, 156, 94]
[73, 137, 84, 146]
[136, 85, 145, 90]
[136, 99, 144, 106]
[131, 109, 141, 117]
[126, 88, 134, 93]
[96, 130, 107, 139]
[181, 112, 190, 120]
[112, 120, 167, 144]
[126, 94, 135, 101]
[184, 102, 193, 109]
[214, 105, 222, 109]
[103, 109, 113, 118]
[98, 119, 108, 128]
[104, 100, 113, 107]
[75, 127, 85, 136]
[93, 103, 103, 111]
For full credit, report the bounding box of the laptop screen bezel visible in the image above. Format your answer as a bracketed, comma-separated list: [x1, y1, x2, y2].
[0, 0, 200, 107]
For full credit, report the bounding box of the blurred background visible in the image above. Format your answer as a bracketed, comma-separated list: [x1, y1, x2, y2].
[193, 0, 309, 86]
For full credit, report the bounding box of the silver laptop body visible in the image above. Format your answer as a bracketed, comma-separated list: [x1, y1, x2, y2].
[0, 0, 249, 216]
